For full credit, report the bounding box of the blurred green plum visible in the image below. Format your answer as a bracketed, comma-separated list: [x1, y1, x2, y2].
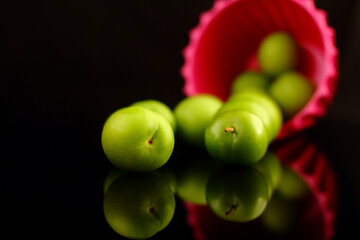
[254, 152, 283, 198]
[231, 71, 269, 94]
[258, 32, 298, 76]
[269, 72, 314, 119]
[174, 94, 222, 148]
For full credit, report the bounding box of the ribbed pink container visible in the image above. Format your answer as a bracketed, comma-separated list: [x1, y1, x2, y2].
[181, 0, 338, 139]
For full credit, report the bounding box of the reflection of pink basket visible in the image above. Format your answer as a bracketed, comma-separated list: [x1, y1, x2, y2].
[274, 137, 337, 240]
[185, 136, 337, 240]
[181, 0, 338, 139]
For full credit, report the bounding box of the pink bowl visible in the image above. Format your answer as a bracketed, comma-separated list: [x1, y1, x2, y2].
[181, 0, 338, 139]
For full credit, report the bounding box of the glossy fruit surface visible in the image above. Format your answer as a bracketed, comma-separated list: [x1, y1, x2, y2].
[258, 32, 297, 76]
[101, 107, 174, 172]
[103, 173, 175, 239]
[231, 71, 269, 94]
[206, 166, 268, 222]
[174, 94, 222, 148]
[228, 91, 282, 140]
[131, 99, 177, 132]
[269, 72, 314, 118]
[205, 110, 268, 165]
[217, 99, 273, 142]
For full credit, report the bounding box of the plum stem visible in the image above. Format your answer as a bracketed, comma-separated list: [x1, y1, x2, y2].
[224, 127, 235, 133]
[148, 127, 158, 146]
[149, 206, 160, 221]
[225, 204, 236, 216]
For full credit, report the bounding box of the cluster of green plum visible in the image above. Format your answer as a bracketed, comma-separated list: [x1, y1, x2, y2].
[101, 94, 278, 239]
[101, 31, 314, 239]
[256, 31, 315, 119]
[175, 32, 315, 166]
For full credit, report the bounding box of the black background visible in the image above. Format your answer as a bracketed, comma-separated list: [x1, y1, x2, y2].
[1, 0, 360, 239]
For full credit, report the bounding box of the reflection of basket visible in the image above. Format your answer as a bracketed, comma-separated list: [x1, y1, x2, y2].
[274, 137, 337, 240]
[181, 0, 338, 139]
[184, 136, 337, 240]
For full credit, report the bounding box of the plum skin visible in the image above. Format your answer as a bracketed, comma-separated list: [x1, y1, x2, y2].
[174, 94, 222, 148]
[205, 110, 268, 165]
[101, 106, 174, 172]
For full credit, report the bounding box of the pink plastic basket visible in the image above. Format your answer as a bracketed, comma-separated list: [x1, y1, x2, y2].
[181, 0, 338, 139]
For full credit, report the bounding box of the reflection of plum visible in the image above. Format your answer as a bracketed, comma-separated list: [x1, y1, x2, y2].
[175, 159, 217, 205]
[103, 173, 175, 239]
[206, 166, 268, 222]
[277, 165, 310, 200]
[254, 151, 283, 198]
[103, 168, 124, 194]
[103, 163, 177, 195]
[261, 194, 298, 234]
[152, 164, 177, 193]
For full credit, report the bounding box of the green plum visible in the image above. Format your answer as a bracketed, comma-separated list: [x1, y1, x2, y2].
[277, 166, 310, 200]
[231, 71, 269, 94]
[175, 159, 217, 205]
[228, 91, 283, 140]
[253, 152, 283, 198]
[258, 32, 298, 76]
[216, 99, 273, 142]
[103, 173, 175, 239]
[206, 166, 268, 222]
[269, 72, 314, 119]
[101, 106, 174, 172]
[205, 110, 268, 165]
[174, 94, 223, 148]
[131, 99, 177, 132]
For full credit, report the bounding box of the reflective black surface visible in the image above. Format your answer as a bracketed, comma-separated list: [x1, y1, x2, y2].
[1, 0, 360, 239]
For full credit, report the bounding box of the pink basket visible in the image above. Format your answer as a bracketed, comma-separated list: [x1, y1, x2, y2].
[181, 0, 338, 139]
